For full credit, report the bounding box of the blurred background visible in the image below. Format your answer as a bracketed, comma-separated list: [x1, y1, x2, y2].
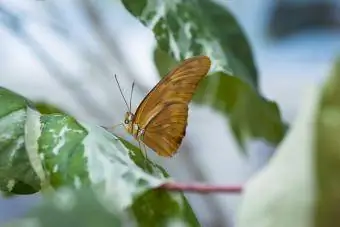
[0, 0, 339, 226]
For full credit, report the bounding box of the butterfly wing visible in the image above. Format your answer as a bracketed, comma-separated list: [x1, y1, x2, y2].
[134, 55, 211, 156]
[142, 103, 188, 156]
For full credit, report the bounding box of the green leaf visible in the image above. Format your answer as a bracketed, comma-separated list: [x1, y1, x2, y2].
[0, 87, 40, 194]
[0, 87, 200, 226]
[38, 114, 89, 188]
[122, 0, 258, 88]
[120, 138, 200, 226]
[119, 137, 168, 177]
[130, 189, 199, 227]
[6, 186, 197, 227]
[1, 181, 37, 196]
[28, 111, 166, 209]
[154, 49, 285, 150]
[35, 103, 67, 115]
[135, 0, 286, 149]
[5, 187, 124, 227]
[315, 57, 340, 227]
[115, 138, 199, 226]
[196, 72, 285, 148]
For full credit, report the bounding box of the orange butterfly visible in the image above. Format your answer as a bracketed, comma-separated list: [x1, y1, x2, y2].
[116, 56, 211, 157]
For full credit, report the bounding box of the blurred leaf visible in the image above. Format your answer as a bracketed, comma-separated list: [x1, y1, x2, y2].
[5, 187, 124, 227]
[0, 87, 40, 194]
[237, 58, 340, 227]
[122, 0, 258, 88]
[131, 189, 199, 227]
[6, 187, 196, 227]
[315, 57, 340, 227]
[35, 103, 67, 115]
[0, 87, 200, 226]
[154, 47, 178, 77]
[5, 181, 38, 195]
[237, 85, 319, 227]
[196, 72, 285, 148]
[154, 49, 285, 150]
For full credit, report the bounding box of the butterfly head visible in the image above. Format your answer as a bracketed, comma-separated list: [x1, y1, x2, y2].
[124, 112, 135, 133]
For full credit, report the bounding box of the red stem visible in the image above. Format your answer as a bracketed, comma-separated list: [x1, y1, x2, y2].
[158, 182, 242, 194]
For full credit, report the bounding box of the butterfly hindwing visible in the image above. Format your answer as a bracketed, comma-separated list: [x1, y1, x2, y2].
[142, 103, 188, 156]
[133, 56, 211, 157]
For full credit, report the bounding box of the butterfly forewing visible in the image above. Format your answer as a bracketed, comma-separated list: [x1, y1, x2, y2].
[133, 56, 211, 157]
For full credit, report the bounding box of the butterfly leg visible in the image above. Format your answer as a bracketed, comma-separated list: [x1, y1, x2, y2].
[138, 140, 148, 159]
[101, 123, 123, 133]
[142, 142, 148, 160]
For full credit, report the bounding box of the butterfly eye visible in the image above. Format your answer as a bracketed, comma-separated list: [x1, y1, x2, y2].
[124, 119, 129, 124]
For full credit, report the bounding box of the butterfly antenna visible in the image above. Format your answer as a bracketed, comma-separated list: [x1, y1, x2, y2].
[129, 81, 135, 112]
[114, 74, 130, 111]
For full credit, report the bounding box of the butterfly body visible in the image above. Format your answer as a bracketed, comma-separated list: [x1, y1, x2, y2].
[124, 112, 144, 140]
[123, 56, 211, 157]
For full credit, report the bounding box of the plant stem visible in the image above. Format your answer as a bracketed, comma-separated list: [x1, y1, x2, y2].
[158, 182, 242, 194]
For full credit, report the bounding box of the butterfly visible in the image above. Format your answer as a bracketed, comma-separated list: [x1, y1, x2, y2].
[115, 55, 211, 157]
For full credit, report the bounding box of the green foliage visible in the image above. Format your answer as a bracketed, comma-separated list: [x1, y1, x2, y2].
[0, 88, 40, 193]
[123, 0, 286, 150]
[130, 189, 199, 227]
[315, 57, 340, 227]
[154, 47, 285, 150]
[1, 0, 338, 226]
[35, 103, 68, 115]
[0, 87, 200, 226]
[38, 114, 89, 188]
[194, 72, 285, 147]
[5, 188, 123, 227]
[122, 0, 258, 88]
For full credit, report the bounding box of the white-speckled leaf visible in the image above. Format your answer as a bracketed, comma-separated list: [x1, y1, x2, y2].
[122, 0, 258, 88]
[36, 113, 165, 210]
[37, 113, 90, 189]
[123, 0, 286, 150]
[0, 87, 201, 226]
[0, 88, 40, 194]
[0, 87, 164, 207]
[80, 123, 164, 210]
